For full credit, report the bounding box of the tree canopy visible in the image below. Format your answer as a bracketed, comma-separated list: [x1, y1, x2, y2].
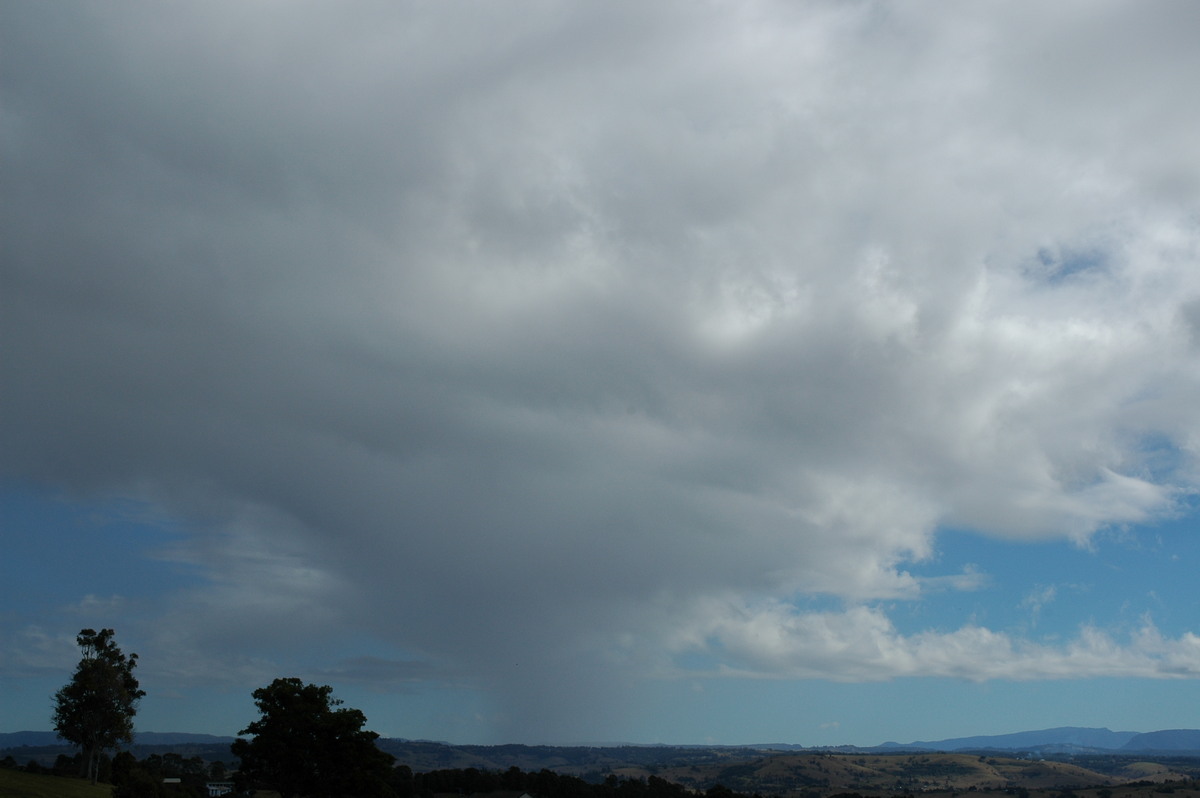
[52, 628, 146, 783]
[232, 677, 396, 798]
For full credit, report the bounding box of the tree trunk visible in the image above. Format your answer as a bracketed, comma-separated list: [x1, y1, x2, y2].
[85, 743, 99, 784]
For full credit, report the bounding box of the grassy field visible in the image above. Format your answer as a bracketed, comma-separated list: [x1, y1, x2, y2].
[0, 767, 113, 798]
[645, 752, 1200, 797]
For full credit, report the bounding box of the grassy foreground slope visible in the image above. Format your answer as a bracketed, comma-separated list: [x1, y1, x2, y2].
[641, 753, 1198, 796]
[0, 768, 113, 798]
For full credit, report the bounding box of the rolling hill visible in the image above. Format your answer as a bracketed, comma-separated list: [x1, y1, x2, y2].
[882, 727, 1200, 754]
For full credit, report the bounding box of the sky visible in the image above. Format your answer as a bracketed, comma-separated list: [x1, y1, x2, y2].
[3, 0, 1200, 748]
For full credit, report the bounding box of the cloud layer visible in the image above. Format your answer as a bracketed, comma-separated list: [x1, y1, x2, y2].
[4, 1, 1200, 740]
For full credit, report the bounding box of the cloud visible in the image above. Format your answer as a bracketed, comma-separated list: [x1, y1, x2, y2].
[313, 656, 445, 690]
[695, 603, 1200, 682]
[67, 594, 128, 617]
[0, 627, 84, 678]
[920, 566, 990, 595]
[4, 0, 1200, 740]
[1020, 586, 1058, 628]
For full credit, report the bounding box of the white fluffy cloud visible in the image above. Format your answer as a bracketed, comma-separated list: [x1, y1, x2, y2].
[4, 0, 1200, 739]
[691, 602, 1200, 682]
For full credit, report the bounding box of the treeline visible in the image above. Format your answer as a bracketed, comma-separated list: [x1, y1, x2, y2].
[3, 751, 772, 798]
[1, 749, 232, 797]
[395, 764, 764, 798]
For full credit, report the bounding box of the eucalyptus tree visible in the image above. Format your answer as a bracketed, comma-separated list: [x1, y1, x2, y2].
[53, 628, 146, 783]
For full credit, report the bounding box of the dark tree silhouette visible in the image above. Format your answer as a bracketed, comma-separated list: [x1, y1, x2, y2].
[53, 628, 145, 783]
[232, 677, 396, 798]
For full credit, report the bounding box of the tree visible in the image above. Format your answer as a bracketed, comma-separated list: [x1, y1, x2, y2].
[53, 628, 146, 783]
[232, 677, 396, 798]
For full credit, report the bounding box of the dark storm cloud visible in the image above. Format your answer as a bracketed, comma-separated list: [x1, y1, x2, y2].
[5, 0, 1200, 741]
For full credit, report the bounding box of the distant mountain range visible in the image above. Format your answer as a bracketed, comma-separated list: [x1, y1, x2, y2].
[880, 727, 1200, 753]
[0, 731, 235, 749]
[3, 726, 1199, 757]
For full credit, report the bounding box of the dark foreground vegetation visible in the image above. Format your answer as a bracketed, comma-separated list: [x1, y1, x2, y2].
[5, 746, 1200, 798]
[0, 749, 756, 798]
[2, 749, 231, 797]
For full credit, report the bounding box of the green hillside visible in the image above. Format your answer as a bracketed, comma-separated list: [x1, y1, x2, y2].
[651, 753, 1127, 795]
[0, 768, 112, 798]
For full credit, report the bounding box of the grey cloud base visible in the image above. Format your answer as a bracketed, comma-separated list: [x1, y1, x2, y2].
[4, 0, 1200, 742]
